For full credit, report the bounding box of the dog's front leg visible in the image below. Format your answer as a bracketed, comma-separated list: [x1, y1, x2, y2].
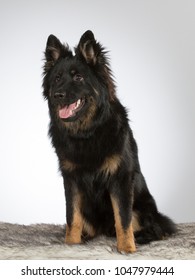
[110, 192, 136, 253]
[64, 183, 83, 244]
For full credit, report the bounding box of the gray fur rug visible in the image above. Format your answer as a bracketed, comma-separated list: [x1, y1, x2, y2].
[0, 223, 194, 260]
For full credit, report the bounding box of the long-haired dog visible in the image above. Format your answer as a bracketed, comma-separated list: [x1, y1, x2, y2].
[42, 30, 176, 253]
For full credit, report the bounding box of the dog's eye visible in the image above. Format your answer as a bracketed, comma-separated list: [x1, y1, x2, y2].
[55, 74, 61, 82]
[73, 74, 83, 82]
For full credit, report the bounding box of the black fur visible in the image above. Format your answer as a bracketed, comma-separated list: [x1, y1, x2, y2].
[42, 30, 176, 252]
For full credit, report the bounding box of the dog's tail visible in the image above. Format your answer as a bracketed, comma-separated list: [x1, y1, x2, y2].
[156, 211, 177, 235]
[135, 210, 177, 244]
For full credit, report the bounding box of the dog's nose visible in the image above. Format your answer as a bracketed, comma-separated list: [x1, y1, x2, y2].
[54, 92, 65, 99]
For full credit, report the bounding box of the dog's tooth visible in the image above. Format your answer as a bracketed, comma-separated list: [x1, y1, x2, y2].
[76, 99, 80, 109]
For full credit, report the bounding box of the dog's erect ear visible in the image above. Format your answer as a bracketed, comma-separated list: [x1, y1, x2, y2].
[76, 30, 103, 65]
[45, 34, 63, 62]
[44, 35, 72, 72]
[76, 31, 116, 101]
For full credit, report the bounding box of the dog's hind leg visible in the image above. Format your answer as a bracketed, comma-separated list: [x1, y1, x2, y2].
[133, 173, 177, 244]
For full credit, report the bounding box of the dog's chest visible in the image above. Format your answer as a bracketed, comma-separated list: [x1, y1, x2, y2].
[57, 134, 121, 176]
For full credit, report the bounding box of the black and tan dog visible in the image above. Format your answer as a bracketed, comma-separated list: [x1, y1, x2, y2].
[42, 30, 176, 253]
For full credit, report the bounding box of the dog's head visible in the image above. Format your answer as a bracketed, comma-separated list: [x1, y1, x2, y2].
[43, 31, 116, 134]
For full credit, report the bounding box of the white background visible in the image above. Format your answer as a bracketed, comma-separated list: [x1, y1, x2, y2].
[0, 0, 194, 225]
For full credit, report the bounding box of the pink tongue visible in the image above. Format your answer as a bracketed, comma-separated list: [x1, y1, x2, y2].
[59, 102, 77, 119]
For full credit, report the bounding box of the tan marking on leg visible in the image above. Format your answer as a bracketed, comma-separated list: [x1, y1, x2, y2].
[100, 154, 121, 176]
[111, 196, 136, 253]
[132, 211, 142, 232]
[65, 192, 83, 244]
[83, 219, 96, 238]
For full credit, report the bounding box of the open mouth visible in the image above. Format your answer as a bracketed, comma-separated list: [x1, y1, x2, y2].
[58, 98, 85, 119]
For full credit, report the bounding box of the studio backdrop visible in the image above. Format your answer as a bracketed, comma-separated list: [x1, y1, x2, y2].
[0, 0, 194, 224]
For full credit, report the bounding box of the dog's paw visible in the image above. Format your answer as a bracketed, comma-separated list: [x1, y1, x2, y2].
[117, 243, 136, 254]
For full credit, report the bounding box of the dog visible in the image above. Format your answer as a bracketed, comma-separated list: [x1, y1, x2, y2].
[42, 30, 176, 253]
